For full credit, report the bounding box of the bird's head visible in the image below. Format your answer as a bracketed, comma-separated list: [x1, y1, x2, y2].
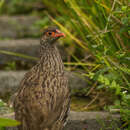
[40, 27, 65, 47]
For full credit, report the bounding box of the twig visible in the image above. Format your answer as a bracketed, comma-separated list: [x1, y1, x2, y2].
[109, 109, 120, 113]
[84, 93, 99, 109]
[120, 122, 128, 129]
[86, 81, 98, 96]
[115, 33, 126, 50]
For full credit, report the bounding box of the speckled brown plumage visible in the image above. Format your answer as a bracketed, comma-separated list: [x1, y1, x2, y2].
[14, 27, 70, 130]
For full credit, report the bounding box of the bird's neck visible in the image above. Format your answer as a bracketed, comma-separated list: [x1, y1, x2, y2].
[39, 45, 64, 75]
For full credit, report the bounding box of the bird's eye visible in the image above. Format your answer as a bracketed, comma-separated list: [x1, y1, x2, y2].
[48, 32, 52, 35]
[46, 32, 55, 37]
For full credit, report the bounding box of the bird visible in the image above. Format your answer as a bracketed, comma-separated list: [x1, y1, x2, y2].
[13, 27, 70, 130]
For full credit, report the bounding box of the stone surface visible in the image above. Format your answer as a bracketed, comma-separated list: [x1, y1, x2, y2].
[0, 71, 25, 98]
[2, 0, 45, 14]
[0, 16, 40, 38]
[0, 39, 39, 64]
[1, 111, 120, 130]
[0, 71, 88, 99]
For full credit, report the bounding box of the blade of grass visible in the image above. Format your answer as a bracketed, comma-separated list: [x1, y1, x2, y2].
[0, 50, 38, 61]
[64, 62, 96, 66]
[0, 0, 4, 8]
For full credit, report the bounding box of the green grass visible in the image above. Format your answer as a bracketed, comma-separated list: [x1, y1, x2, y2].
[0, 99, 20, 129]
[41, 0, 130, 128]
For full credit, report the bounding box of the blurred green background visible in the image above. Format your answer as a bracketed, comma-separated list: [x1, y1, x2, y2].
[0, 0, 130, 129]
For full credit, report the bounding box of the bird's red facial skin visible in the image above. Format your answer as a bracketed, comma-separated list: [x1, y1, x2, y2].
[46, 30, 65, 38]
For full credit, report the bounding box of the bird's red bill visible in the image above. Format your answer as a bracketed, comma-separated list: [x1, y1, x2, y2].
[55, 33, 65, 37]
[55, 29, 66, 37]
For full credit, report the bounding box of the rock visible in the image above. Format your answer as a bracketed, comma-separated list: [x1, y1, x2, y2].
[0, 16, 40, 38]
[68, 111, 120, 120]
[0, 71, 25, 99]
[0, 71, 88, 99]
[2, 0, 45, 14]
[0, 39, 67, 64]
[66, 72, 89, 96]
[0, 39, 39, 64]
[1, 111, 121, 130]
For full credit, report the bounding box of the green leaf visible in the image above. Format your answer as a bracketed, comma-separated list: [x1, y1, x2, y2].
[115, 85, 121, 95]
[121, 6, 127, 11]
[0, 118, 20, 127]
[111, 80, 116, 88]
[104, 78, 110, 85]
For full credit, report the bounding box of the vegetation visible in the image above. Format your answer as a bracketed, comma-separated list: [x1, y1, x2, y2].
[0, 99, 20, 129]
[41, 1, 130, 129]
[0, 0, 20, 129]
[0, 0, 130, 129]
